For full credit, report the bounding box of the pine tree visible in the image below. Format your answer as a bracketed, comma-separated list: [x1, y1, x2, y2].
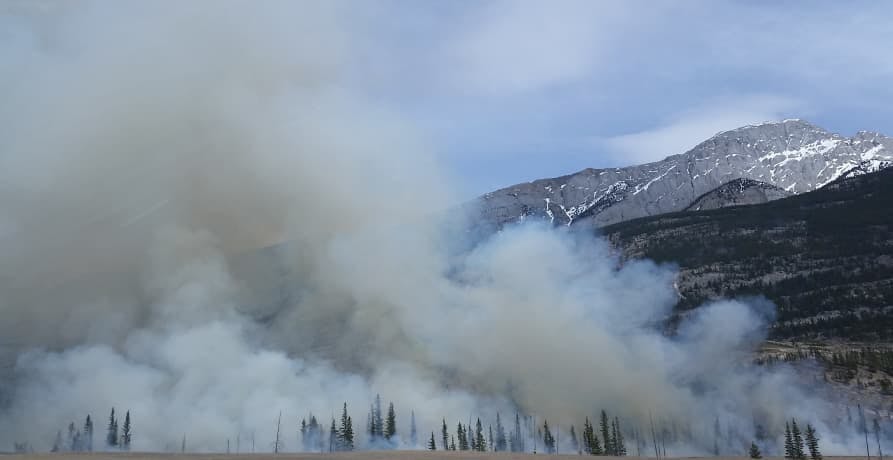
[373, 394, 384, 439]
[600, 410, 611, 456]
[749, 441, 763, 459]
[441, 418, 449, 450]
[106, 408, 118, 447]
[512, 413, 524, 452]
[805, 424, 821, 460]
[382, 402, 395, 441]
[614, 417, 627, 456]
[428, 432, 436, 450]
[489, 425, 494, 453]
[122, 411, 132, 450]
[543, 420, 555, 454]
[476, 418, 487, 452]
[784, 422, 794, 460]
[410, 410, 418, 447]
[83, 415, 93, 452]
[570, 425, 579, 453]
[329, 418, 338, 452]
[791, 419, 805, 460]
[450, 435, 456, 451]
[495, 413, 507, 451]
[339, 403, 354, 451]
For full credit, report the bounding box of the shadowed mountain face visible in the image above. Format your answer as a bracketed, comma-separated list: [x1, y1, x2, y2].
[602, 167, 893, 341]
[472, 119, 893, 232]
[684, 178, 791, 211]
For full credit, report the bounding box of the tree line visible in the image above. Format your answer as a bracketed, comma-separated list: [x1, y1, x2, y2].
[49, 407, 131, 452]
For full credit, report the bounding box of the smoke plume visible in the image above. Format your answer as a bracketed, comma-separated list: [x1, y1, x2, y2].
[0, 0, 879, 456]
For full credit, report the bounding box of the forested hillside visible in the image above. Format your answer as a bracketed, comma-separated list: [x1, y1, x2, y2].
[604, 168, 893, 340]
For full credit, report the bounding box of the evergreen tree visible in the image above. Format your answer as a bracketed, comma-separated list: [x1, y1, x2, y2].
[122, 411, 132, 450]
[83, 415, 94, 452]
[339, 403, 354, 451]
[368, 405, 375, 439]
[542, 420, 555, 454]
[495, 413, 507, 452]
[600, 410, 611, 456]
[489, 425, 493, 453]
[584, 417, 603, 455]
[373, 394, 384, 439]
[749, 441, 763, 459]
[614, 417, 627, 456]
[476, 418, 486, 452]
[570, 425, 579, 453]
[512, 413, 524, 452]
[784, 422, 794, 460]
[106, 408, 118, 448]
[428, 432, 436, 450]
[384, 403, 396, 441]
[442, 418, 449, 450]
[329, 418, 338, 452]
[301, 419, 307, 450]
[805, 424, 821, 460]
[456, 422, 464, 450]
[791, 419, 805, 460]
[410, 410, 418, 447]
[713, 417, 721, 456]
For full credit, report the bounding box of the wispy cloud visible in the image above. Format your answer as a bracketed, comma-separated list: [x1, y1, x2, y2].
[602, 95, 807, 164]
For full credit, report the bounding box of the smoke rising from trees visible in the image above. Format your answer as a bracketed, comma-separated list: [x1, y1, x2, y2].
[0, 0, 879, 455]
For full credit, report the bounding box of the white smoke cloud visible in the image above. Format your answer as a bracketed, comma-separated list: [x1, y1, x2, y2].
[0, 0, 880, 456]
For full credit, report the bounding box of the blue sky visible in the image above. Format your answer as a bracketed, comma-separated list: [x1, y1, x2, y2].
[343, 0, 893, 195]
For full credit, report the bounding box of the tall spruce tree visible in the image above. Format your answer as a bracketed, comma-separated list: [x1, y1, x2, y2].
[385, 403, 396, 441]
[476, 418, 486, 452]
[339, 403, 354, 451]
[442, 418, 449, 450]
[84, 415, 93, 452]
[489, 425, 494, 453]
[329, 418, 337, 452]
[791, 419, 805, 460]
[457, 422, 468, 451]
[428, 432, 436, 450]
[805, 424, 821, 460]
[512, 413, 524, 452]
[106, 408, 118, 447]
[600, 410, 611, 455]
[614, 417, 627, 456]
[495, 413, 507, 451]
[373, 395, 383, 439]
[410, 410, 418, 447]
[542, 420, 555, 454]
[122, 411, 132, 450]
[450, 435, 456, 451]
[784, 422, 794, 460]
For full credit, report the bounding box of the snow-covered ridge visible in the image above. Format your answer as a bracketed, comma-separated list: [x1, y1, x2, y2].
[475, 119, 893, 230]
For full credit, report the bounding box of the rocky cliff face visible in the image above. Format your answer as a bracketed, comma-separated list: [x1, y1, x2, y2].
[473, 119, 893, 231]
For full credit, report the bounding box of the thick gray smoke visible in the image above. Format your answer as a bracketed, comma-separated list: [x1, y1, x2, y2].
[0, 0, 878, 456]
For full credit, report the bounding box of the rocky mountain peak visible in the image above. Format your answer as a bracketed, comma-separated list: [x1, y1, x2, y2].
[472, 120, 893, 232]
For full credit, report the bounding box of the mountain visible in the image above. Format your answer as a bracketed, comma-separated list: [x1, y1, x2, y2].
[684, 178, 791, 211]
[473, 119, 893, 231]
[602, 167, 893, 341]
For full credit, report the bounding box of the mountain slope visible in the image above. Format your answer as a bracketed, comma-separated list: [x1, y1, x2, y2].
[684, 178, 791, 211]
[474, 119, 893, 231]
[602, 167, 893, 341]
